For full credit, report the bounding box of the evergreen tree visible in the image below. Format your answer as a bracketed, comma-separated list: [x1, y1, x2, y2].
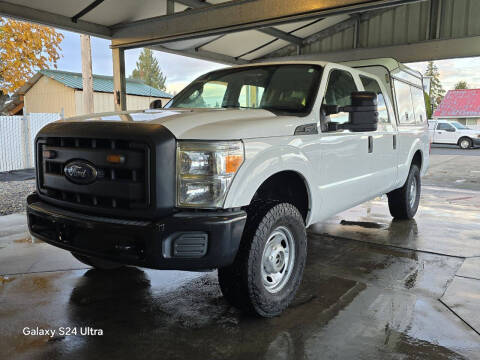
[454, 80, 469, 90]
[424, 61, 445, 110]
[130, 49, 166, 91]
[424, 91, 432, 119]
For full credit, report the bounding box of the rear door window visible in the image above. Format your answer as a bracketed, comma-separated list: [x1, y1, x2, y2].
[410, 86, 427, 124]
[360, 75, 389, 123]
[394, 80, 415, 125]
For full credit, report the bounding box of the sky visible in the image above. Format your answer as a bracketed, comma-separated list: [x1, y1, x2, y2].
[56, 30, 225, 95]
[56, 29, 480, 95]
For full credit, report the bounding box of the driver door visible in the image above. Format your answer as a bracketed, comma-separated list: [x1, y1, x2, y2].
[316, 66, 375, 217]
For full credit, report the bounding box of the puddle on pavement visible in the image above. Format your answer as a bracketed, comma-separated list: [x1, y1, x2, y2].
[340, 220, 387, 229]
[1, 187, 479, 359]
[0, 238, 477, 360]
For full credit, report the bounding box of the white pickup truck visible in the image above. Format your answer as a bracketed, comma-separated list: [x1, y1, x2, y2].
[428, 119, 480, 149]
[27, 58, 429, 317]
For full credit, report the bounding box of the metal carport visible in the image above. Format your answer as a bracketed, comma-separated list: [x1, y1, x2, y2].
[3, 0, 480, 112]
[1, 1, 480, 357]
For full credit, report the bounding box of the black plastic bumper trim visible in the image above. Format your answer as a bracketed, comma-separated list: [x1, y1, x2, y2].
[27, 194, 246, 270]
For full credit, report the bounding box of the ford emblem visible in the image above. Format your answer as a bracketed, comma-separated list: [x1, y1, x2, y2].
[64, 161, 97, 185]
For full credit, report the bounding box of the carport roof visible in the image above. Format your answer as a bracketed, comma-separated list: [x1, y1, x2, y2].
[0, 0, 425, 65]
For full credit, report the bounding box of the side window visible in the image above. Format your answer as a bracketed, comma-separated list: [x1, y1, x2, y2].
[182, 82, 227, 108]
[360, 75, 389, 123]
[323, 69, 358, 125]
[437, 123, 455, 131]
[239, 85, 265, 108]
[394, 80, 415, 125]
[411, 86, 427, 124]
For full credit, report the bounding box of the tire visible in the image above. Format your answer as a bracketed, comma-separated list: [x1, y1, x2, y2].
[458, 137, 472, 149]
[218, 202, 307, 317]
[71, 252, 124, 270]
[387, 164, 421, 219]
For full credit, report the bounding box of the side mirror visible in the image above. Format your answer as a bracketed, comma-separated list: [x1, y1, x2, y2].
[328, 92, 378, 132]
[322, 104, 339, 116]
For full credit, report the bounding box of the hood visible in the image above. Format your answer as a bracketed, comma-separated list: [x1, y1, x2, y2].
[458, 128, 480, 135]
[61, 108, 306, 140]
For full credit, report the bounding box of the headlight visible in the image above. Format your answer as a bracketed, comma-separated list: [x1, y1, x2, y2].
[176, 141, 244, 208]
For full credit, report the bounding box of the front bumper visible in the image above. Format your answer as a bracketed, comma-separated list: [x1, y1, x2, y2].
[27, 193, 246, 270]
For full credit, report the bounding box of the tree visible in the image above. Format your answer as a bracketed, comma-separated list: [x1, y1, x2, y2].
[0, 18, 63, 94]
[130, 49, 167, 91]
[424, 61, 445, 110]
[454, 80, 469, 90]
[424, 91, 432, 119]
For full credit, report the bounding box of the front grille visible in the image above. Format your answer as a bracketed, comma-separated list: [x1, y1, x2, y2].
[36, 137, 150, 211]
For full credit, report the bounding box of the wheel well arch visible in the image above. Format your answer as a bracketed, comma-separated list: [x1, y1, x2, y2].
[457, 136, 472, 145]
[249, 170, 310, 222]
[411, 150, 423, 171]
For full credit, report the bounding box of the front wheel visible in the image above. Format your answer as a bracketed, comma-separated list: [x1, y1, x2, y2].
[458, 137, 472, 149]
[387, 164, 421, 219]
[218, 203, 307, 317]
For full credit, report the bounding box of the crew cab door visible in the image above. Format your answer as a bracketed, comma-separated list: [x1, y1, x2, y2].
[359, 74, 398, 194]
[434, 122, 457, 144]
[316, 66, 375, 217]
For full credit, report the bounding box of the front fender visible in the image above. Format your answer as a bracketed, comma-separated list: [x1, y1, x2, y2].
[224, 138, 316, 223]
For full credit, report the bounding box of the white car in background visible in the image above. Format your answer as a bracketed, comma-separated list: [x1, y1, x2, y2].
[428, 120, 480, 149]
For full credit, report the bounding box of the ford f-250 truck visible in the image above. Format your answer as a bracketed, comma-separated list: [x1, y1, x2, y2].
[27, 58, 429, 317]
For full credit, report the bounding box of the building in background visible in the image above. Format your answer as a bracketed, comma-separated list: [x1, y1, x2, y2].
[433, 89, 480, 126]
[11, 69, 172, 117]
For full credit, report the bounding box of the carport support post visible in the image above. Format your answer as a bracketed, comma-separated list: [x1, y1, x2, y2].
[112, 46, 126, 111]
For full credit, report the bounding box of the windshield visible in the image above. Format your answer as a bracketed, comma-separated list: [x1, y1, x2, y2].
[451, 122, 469, 130]
[166, 65, 323, 115]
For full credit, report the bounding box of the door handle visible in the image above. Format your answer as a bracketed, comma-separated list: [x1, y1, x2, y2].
[368, 136, 373, 153]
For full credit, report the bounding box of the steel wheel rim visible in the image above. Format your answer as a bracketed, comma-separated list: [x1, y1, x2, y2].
[461, 139, 470, 149]
[409, 176, 417, 209]
[261, 226, 296, 293]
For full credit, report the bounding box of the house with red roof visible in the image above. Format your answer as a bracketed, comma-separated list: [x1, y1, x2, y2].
[433, 89, 480, 126]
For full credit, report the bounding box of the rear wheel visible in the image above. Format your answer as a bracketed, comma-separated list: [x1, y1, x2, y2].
[71, 252, 124, 270]
[458, 137, 472, 149]
[218, 202, 307, 317]
[387, 164, 421, 219]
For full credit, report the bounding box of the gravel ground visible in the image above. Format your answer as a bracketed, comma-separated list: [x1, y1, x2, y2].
[0, 180, 35, 216]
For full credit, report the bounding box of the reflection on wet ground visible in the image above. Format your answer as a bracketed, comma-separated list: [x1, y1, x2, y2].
[1, 186, 480, 359]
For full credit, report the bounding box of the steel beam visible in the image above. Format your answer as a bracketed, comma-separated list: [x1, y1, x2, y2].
[150, 45, 248, 65]
[261, 8, 395, 61]
[112, 47, 127, 111]
[176, 0, 209, 9]
[262, 35, 480, 63]
[167, 0, 175, 15]
[111, 0, 424, 49]
[257, 27, 303, 46]
[71, 0, 105, 23]
[0, 1, 111, 38]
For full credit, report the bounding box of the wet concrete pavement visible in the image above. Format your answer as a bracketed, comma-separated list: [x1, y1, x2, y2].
[1, 185, 480, 359]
